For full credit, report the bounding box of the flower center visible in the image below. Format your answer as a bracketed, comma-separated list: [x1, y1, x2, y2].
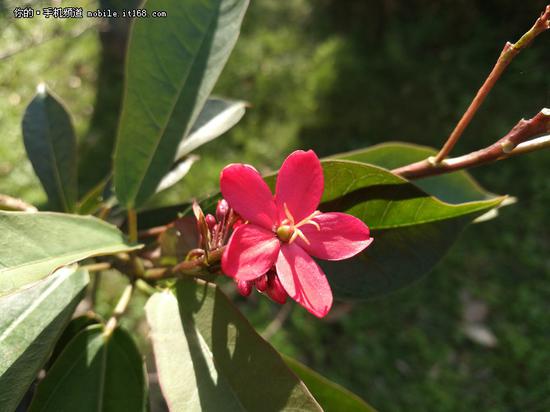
[275, 203, 321, 244]
[276, 225, 294, 242]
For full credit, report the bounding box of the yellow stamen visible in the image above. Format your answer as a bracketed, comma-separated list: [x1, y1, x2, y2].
[278, 205, 320, 244]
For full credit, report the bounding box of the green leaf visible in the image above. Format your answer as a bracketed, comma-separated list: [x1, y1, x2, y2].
[156, 155, 199, 193]
[283, 355, 377, 412]
[46, 313, 101, 370]
[22, 85, 78, 212]
[176, 97, 247, 159]
[323, 215, 476, 300]
[0, 266, 89, 412]
[0, 211, 141, 295]
[335, 142, 496, 204]
[29, 325, 147, 412]
[145, 279, 322, 411]
[264, 160, 505, 231]
[114, 0, 249, 208]
[316, 160, 505, 299]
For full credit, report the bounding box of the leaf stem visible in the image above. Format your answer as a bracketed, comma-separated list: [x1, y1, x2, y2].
[104, 283, 134, 336]
[433, 5, 550, 164]
[127, 208, 138, 243]
[393, 109, 550, 179]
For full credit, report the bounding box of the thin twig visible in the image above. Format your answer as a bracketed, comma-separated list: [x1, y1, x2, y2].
[262, 303, 293, 340]
[138, 225, 169, 238]
[393, 109, 550, 179]
[104, 283, 134, 336]
[433, 5, 550, 163]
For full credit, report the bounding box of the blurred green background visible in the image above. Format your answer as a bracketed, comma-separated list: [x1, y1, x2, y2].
[1, 0, 549, 411]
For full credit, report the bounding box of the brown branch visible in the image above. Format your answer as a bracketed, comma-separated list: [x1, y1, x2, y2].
[434, 5, 550, 163]
[393, 109, 550, 179]
[143, 247, 226, 281]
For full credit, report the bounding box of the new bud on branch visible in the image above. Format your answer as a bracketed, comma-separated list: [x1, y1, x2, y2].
[219, 150, 373, 317]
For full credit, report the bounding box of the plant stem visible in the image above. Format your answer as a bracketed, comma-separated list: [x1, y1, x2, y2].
[127, 208, 138, 243]
[433, 5, 550, 164]
[104, 283, 134, 336]
[394, 109, 549, 179]
[81, 262, 112, 272]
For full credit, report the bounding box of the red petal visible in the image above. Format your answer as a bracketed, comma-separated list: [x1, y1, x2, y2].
[298, 212, 373, 260]
[222, 224, 280, 281]
[220, 164, 277, 229]
[275, 243, 333, 318]
[275, 150, 324, 223]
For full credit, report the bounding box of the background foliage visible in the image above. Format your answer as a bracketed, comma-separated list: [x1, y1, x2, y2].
[1, 0, 549, 410]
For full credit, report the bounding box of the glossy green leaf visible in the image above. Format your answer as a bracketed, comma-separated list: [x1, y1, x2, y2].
[22, 85, 78, 212]
[283, 355, 377, 412]
[114, 0, 249, 208]
[335, 142, 495, 204]
[29, 325, 147, 412]
[264, 160, 505, 231]
[145, 280, 322, 411]
[0, 266, 88, 412]
[176, 97, 247, 159]
[0, 211, 141, 295]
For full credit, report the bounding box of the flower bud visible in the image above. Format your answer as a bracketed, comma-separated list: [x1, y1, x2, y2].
[267, 272, 287, 304]
[216, 199, 229, 221]
[255, 274, 268, 292]
[205, 214, 217, 230]
[237, 280, 252, 297]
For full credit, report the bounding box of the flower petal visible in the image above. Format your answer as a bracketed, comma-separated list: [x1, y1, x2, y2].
[220, 164, 277, 229]
[298, 212, 373, 260]
[222, 224, 280, 281]
[275, 243, 333, 318]
[275, 150, 324, 223]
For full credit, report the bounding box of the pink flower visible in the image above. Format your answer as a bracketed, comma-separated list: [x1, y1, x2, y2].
[220, 150, 373, 317]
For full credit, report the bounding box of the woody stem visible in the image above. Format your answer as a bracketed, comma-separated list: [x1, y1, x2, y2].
[433, 5, 550, 164]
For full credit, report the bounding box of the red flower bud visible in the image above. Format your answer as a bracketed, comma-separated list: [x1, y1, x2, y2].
[267, 272, 288, 304]
[205, 214, 217, 230]
[237, 280, 252, 297]
[216, 199, 229, 221]
[255, 274, 268, 292]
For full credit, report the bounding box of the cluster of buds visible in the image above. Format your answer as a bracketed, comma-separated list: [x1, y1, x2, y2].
[193, 198, 240, 258]
[193, 199, 288, 304]
[236, 269, 288, 304]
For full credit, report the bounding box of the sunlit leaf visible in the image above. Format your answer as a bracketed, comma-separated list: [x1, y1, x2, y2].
[0, 211, 141, 295]
[0, 266, 88, 411]
[114, 0, 249, 208]
[145, 280, 322, 411]
[175, 97, 247, 160]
